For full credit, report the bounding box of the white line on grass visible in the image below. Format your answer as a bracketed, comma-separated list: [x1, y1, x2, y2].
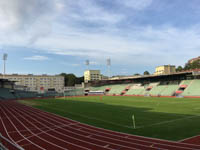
[136, 115, 200, 129]
[41, 106, 134, 129]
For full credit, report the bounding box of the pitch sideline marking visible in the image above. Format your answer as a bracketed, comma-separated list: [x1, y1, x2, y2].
[21, 101, 200, 148]
[27, 103, 200, 131]
[39, 106, 134, 129]
[136, 115, 200, 129]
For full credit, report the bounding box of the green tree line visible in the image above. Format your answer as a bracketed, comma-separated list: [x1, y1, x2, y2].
[60, 73, 84, 86]
[176, 59, 200, 72]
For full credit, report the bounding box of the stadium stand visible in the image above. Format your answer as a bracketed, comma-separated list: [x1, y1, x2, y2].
[0, 88, 16, 99]
[149, 85, 167, 96]
[0, 87, 61, 100]
[180, 80, 193, 86]
[2, 74, 200, 100]
[182, 80, 200, 96]
[160, 84, 179, 96]
[89, 86, 106, 91]
[64, 88, 84, 96]
[142, 82, 159, 95]
[125, 84, 146, 95]
[87, 79, 200, 97]
[14, 90, 37, 98]
[108, 84, 129, 95]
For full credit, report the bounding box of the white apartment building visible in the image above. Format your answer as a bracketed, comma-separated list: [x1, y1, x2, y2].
[84, 70, 101, 83]
[0, 74, 64, 93]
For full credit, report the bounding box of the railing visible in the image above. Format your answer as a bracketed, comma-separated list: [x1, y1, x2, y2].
[0, 134, 24, 150]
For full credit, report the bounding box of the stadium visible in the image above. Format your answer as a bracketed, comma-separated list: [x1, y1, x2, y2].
[1, 0, 200, 150]
[1, 67, 200, 150]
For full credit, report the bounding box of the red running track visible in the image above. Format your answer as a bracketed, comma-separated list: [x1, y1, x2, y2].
[0, 101, 200, 150]
[180, 135, 200, 146]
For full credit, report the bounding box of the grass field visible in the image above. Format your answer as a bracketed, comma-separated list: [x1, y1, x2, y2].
[19, 96, 200, 141]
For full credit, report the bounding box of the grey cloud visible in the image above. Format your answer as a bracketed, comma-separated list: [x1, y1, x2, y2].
[0, 0, 58, 44]
[0, 0, 55, 30]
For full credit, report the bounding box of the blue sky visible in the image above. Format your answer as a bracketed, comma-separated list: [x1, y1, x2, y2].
[0, 0, 200, 77]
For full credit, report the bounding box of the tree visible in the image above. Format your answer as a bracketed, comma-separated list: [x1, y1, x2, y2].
[176, 66, 183, 72]
[66, 74, 76, 86]
[184, 59, 200, 70]
[143, 71, 150, 75]
[75, 76, 84, 84]
[60, 73, 84, 86]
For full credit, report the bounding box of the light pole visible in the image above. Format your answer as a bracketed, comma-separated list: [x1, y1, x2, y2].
[3, 53, 8, 78]
[85, 60, 89, 70]
[107, 58, 111, 78]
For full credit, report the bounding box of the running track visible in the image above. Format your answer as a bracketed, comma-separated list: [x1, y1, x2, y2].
[0, 101, 200, 150]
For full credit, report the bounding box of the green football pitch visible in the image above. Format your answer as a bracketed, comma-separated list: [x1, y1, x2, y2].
[19, 96, 200, 141]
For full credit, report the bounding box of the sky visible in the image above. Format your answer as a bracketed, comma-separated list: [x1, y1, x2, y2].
[0, 0, 200, 77]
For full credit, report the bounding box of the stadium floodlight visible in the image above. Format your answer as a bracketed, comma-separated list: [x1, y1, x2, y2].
[85, 60, 89, 70]
[107, 58, 111, 66]
[106, 58, 111, 78]
[3, 53, 8, 78]
[3, 53, 7, 61]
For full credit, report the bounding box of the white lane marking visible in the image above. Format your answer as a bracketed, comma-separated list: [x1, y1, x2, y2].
[16, 102, 197, 150]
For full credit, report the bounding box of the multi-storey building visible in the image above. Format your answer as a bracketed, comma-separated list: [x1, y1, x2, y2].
[0, 74, 64, 92]
[154, 65, 176, 75]
[84, 70, 101, 83]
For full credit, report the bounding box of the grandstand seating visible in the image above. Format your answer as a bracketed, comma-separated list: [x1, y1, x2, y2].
[64, 88, 84, 96]
[142, 82, 159, 95]
[90, 84, 131, 95]
[87, 80, 200, 97]
[148, 82, 160, 87]
[160, 85, 179, 96]
[90, 86, 107, 91]
[15, 90, 37, 98]
[2, 79, 200, 100]
[125, 84, 146, 95]
[0, 87, 62, 100]
[0, 88, 16, 99]
[180, 80, 193, 86]
[37, 91, 61, 97]
[108, 84, 128, 95]
[143, 82, 179, 96]
[149, 85, 167, 96]
[182, 80, 200, 96]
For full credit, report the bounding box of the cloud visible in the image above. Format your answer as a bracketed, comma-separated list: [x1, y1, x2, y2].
[118, 0, 153, 10]
[24, 55, 49, 61]
[63, 0, 125, 27]
[28, 24, 200, 68]
[0, 0, 200, 70]
[0, 0, 61, 44]
[0, 0, 55, 30]
[60, 62, 80, 67]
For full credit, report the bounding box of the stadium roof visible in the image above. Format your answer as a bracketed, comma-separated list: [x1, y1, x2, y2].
[109, 71, 194, 81]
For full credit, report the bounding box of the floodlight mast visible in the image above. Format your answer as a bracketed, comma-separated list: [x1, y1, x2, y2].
[85, 60, 89, 70]
[3, 53, 7, 78]
[107, 58, 111, 79]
